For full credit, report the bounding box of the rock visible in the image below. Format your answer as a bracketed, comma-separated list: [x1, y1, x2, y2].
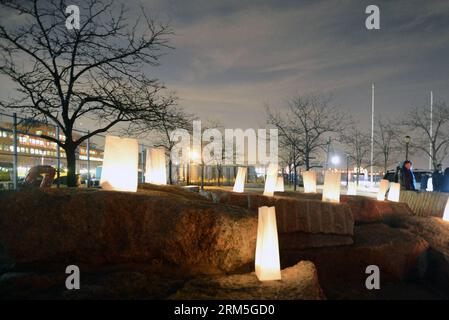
[0, 186, 257, 274]
[281, 224, 430, 289]
[204, 189, 354, 235]
[381, 214, 449, 289]
[279, 232, 354, 250]
[341, 196, 414, 223]
[0, 263, 190, 299]
[169, 261, 324, 300]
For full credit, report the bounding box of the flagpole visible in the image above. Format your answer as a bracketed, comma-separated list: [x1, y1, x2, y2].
[429, 91, 433, 170]
[370, 83, 374, 186]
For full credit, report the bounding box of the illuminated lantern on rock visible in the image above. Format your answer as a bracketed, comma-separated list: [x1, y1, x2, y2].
[145, 148, 167, 185]
[347, 182, 357, 195]
[100, 135, 138, 192]
[233, 167, 247, 193]
[387, 182, 401, 202]
[263, 164, 278, 197]
[255, 206, 281, 281]
[275, 176, 284, 192]
[302, 171, 317, 193]
[377, 179, 390, 201]
[322, 171, 341, 203]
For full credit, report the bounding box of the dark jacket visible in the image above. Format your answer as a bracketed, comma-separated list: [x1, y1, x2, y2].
[400, 166, 416, 191]
[432, 170, 443, 192]
[393, 166, 401, 183]
[441, 168, 449, 193]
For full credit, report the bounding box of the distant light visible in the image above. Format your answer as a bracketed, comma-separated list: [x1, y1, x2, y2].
[190, 150, 200, 161]
[331, 155, 340, 165]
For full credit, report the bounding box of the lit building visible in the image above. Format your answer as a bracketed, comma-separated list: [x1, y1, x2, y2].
[0, 121, 103, 182]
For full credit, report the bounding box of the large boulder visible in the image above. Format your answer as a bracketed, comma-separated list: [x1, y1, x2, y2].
[382, 214, 449, 289]
[281, 223, 430, 292]
[202, 189, 354, 250]
[0, 186, 257, 274]
[277, 191, 414, 223]
[169, 261, 324, 300]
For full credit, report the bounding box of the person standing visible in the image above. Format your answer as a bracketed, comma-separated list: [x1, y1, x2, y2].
[441, 168, 449, 193]
[400, 160, 416, 191]
[432, 164, 443, 192]
[393, 165, 401, 183]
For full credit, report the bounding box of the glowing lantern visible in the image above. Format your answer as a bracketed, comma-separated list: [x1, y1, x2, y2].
[145, 148, 167, 185]
[233, 167, 247, 193]
[347, 182, 357, 195]
[322, 171, 341, 203]
[443, 198, 449, 222]
[426, 178, 433, 192]
[302, 171, 317, 193]
[255, 206, 281, 281]
[387, 182, 400, 202]
[377, 179, 390, 201]
[275, 176, 284, 192]
[263, 163, 278, 197]
[100, 135, 138, 192]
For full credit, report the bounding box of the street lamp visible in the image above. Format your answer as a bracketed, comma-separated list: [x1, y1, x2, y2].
[405, 135, 411, 160]
[331, 155, 340, 166]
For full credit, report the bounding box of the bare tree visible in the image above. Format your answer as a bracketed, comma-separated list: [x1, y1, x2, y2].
[0, 0, 172, 186]
[341, 124, 371, 185]
[402, 102, 449, 170]
[267, 94, 345, 190]
[266, 107, 302, 190]
[374, 117, 403, 174]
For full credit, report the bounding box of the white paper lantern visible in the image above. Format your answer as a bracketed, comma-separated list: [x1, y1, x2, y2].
[275, 176, 284, 192]
[233, 167, 247, 193]
[145, 148, 167, 185]
[302, 171, 317, 193]
[263, 163, 278, 197]
[377, 179, 390, 201]
[443, 198, 449, 222]
[426, 178, 433, 192]
[387, 182, 401, 202]
[322, 171, 341, 203]
[100, 135, 138, 192]
[347, 182, 357, 195]
[255, 206, 281, 281]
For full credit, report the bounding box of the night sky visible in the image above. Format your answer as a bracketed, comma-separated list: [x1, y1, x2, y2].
[1, 0, 449, 167]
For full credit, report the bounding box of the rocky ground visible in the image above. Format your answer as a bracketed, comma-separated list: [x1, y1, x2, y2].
[1, 184, 449, 299]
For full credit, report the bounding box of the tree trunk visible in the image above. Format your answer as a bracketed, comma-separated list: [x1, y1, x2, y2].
[305, 155, 310, 171]
[168, 158, 173, 184]
[65, 145, 77, 187]
[293, 165, 298, 191]
[200, 163, 205, 190]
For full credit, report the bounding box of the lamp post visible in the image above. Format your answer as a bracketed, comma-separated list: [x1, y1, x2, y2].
[405, 135, 411, 161]
[346, 153, 349, 187]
